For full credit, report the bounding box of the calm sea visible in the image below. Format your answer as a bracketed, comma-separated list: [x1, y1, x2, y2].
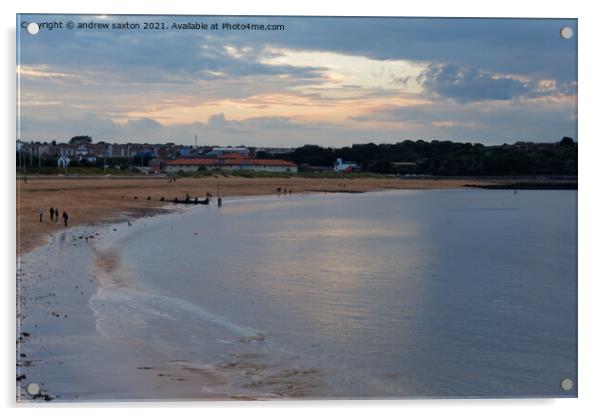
[90, 189, 577, 398]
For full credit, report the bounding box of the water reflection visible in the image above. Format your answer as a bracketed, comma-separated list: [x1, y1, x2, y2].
[118, 190, 576, 397]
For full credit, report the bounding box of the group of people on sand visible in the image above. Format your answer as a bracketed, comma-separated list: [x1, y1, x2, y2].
[276, 187, 292, 195]
[39, 207, 68, 227]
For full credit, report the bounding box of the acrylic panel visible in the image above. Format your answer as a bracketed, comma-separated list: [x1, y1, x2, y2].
[16, 14, 577, 402]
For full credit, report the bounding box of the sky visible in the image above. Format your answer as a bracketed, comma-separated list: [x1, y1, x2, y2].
[17, 15, 577, 147]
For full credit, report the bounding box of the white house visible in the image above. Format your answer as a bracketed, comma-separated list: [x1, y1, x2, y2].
[57, 154, 70, 168]
[334, 158, 359, 172]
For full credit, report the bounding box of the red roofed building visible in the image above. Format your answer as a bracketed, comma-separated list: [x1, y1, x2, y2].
[220, 153, 250, 159]
[163, 157, 297, 173]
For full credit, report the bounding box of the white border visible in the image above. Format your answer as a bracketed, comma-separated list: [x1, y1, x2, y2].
[2, 1, 600, 415]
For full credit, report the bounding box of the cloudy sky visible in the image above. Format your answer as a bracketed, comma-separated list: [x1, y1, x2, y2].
[17, 15, 577, 146]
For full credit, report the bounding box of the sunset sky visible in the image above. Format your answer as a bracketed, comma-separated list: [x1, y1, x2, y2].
[17, 15, 577, 146]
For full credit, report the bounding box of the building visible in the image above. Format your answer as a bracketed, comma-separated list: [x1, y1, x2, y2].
[206, 147, 250, 157]
[334, 158, 359, 172]
[57, 155, 70, 168]
[256, 147, 294, 155]
[163, 157, 297, 173]
[148, 158, 164, 173]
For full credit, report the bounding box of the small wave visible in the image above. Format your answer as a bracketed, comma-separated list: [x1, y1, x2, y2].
[145, 291, 259, 338]
[90, 247, 259, 341]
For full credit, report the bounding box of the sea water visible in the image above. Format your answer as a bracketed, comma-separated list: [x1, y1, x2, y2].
[20, 189, 577, 400]
[87, 189, 576, 398]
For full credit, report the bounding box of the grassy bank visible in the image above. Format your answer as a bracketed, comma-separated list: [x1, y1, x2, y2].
[17, 167, 149, 176]
[18, 166, 402, 180]
[173, 169, 390, 179]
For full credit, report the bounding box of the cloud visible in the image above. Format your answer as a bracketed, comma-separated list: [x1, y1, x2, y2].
[17, 14, 577, 145]
[18, 16, 577, 83]
[348, 97, 576, 142]
[18, 19, 328, 87]
[254, 17, 577, 82]
[419, 63, 530, 103]
[123, 118, 163, 130]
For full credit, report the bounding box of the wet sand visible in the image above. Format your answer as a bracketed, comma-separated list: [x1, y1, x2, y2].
[16, 226, 229, 401]
[17, 218, 325, 401]
[16, 175, 498, 254]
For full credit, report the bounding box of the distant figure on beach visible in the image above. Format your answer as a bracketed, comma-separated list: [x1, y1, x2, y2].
[514, 190, 518, 195]
[39, 208, 44, 223]
[54, 209, 59, 223]
[49, 207, 55, 222]
[62, 211, 69, 227]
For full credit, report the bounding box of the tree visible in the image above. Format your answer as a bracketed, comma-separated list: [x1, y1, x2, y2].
[559, 137, 575, 146]
[290, 145, 336, 166]
[69, 135, 93, 144]
[255, 151, 272, 159]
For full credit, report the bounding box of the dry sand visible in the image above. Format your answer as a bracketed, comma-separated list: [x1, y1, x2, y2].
[16, 175, 497, 254]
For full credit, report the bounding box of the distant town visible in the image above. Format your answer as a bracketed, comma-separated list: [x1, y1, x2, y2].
[16, 136, 303, 175]
[16, 136, 577, 177]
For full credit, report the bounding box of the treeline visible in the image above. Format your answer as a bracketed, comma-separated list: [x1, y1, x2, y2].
[256, 138, 577, 176]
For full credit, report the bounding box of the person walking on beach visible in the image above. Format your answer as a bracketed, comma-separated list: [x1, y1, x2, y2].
[54, 208, 59, 223]
[62, 211, 69, 227]
[49, 207, 55, 222]
[39, 207, 44, 223]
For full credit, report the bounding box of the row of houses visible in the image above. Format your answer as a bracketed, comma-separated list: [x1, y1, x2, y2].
[16, 140, 278, 162]
[153, 156, 365, 174]
[17, 140, 195, 162]
[17, 141, 366, 174]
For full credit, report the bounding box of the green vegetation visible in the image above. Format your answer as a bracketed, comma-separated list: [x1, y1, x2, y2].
[296, 171, 386, 179]
[17, 138, 577, 177]
[17, 166, 148, 176]
[168, 169, 390, 179]
[174, 169, 294, 179]
[69, 135, 93, 145]
[272, 138, 577, 176]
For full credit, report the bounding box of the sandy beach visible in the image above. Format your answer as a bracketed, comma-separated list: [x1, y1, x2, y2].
[16, 175, 502, 255]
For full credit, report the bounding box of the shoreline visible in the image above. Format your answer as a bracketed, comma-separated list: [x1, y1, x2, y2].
[16, 176, 577, 255]
[17, 208, 329, 401]
[17, 216, 232, 402]
[16, 184, 578, 401]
